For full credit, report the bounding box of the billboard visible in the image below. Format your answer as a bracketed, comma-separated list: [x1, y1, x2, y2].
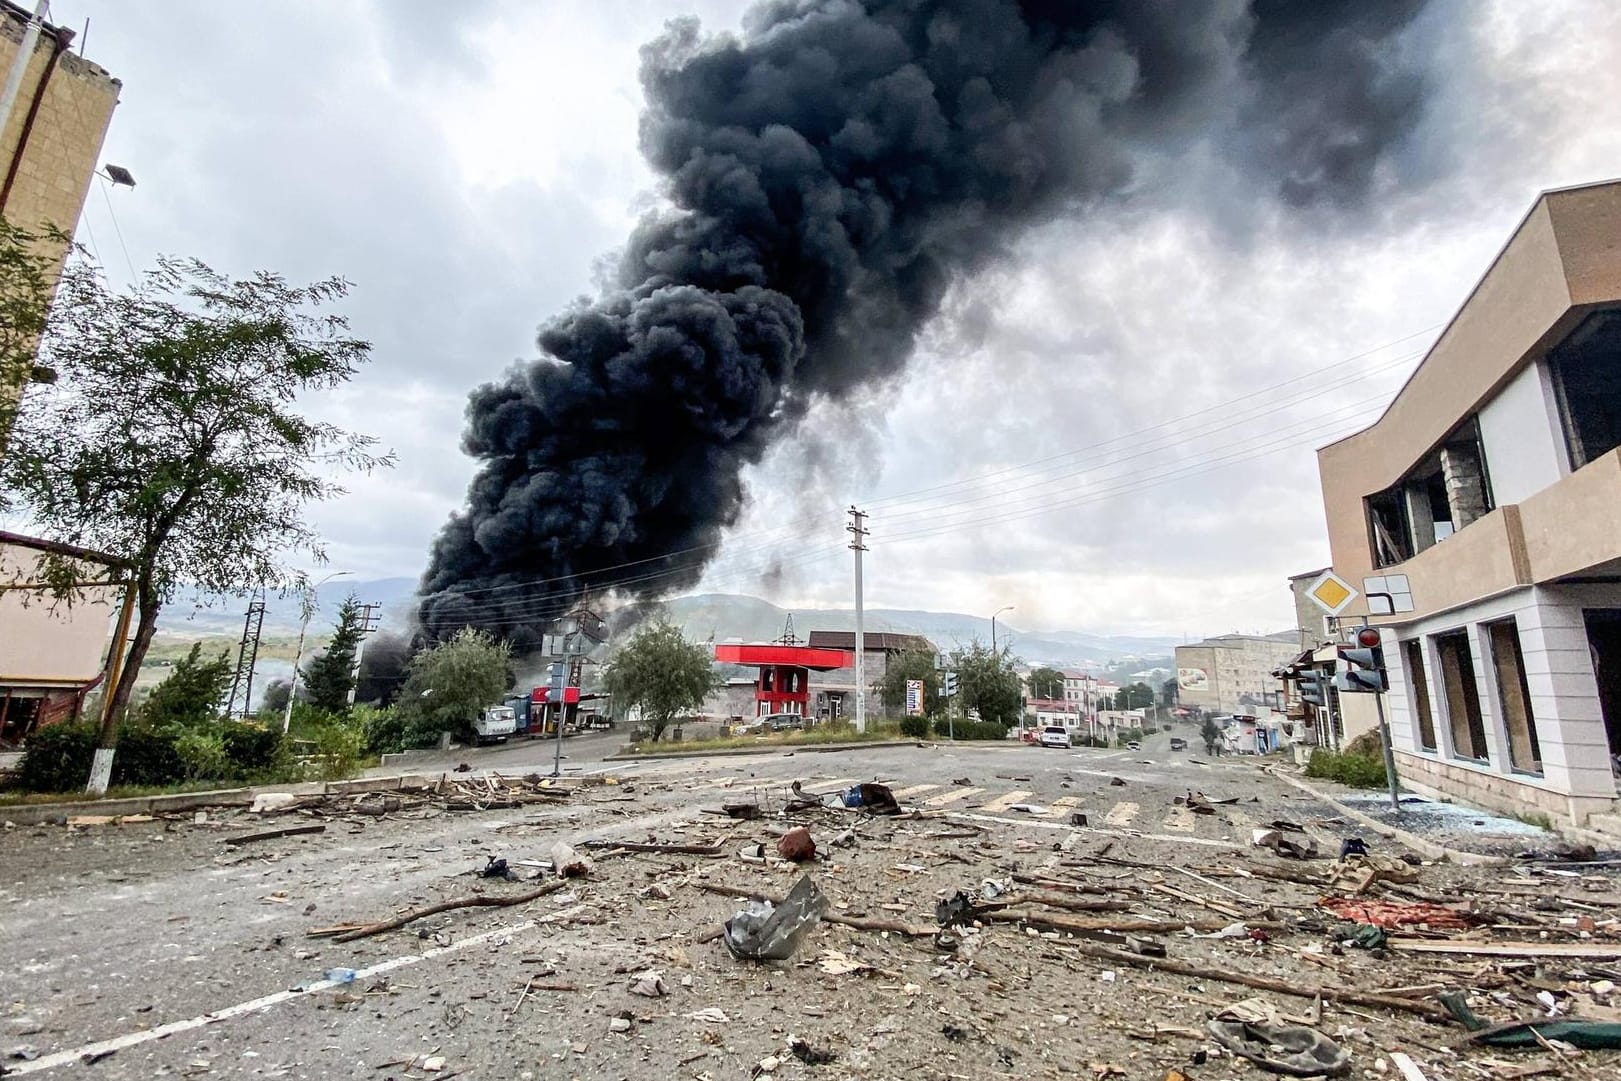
[1177, 667, 1209, 691]
[905, 679, 924, 716]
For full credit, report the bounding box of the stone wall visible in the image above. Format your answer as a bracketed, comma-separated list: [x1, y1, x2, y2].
[1396, 748, 1617, 827]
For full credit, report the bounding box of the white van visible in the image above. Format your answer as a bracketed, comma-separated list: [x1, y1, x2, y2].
[473, 705, 517, 745]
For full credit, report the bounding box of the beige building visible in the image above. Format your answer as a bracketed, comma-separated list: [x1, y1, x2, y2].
[1316, 178, 1621, 830]
[1175, 632, 1299, 715]
[805, 631, 934, 721]
[1, 2, 121, 442]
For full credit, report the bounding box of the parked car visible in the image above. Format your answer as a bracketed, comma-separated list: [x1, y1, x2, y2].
[1039, 725, 1072, 749]
[1126, 740, 1141, 751]
[763, 712, 804, 732]
[1169, 737, 1188, 751]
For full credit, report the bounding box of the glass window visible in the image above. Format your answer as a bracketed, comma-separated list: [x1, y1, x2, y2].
[1549, 308, 1621, 469]
[1403, 639, 1437, 752]
[1486, 619, 1541, 774]
[1434, 630, 1489, 761]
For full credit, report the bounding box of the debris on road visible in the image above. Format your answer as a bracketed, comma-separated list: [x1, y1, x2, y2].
[776, 826, 816, 861]
[723, 875, 829, 960]
[222, 823, 327, 846]
[550, 841, 591, 878]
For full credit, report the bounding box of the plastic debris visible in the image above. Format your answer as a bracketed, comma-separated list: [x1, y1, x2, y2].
[724, 875, 829, 961]
[841, 783, 901, 815]
[480, 856, 515, 880]
[688, 1008, 730, 1023]
[324, 968, 358, 984]
[1442, 991, 1621, 1049]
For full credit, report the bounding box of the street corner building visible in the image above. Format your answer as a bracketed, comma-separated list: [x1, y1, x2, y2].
[0, 0, 122, 434]
[1315, 177, 1621, 832]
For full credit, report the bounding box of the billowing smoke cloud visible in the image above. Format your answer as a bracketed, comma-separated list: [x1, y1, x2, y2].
[420, 0, 1434, 648]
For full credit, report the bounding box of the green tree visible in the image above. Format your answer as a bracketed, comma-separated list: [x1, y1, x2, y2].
[955, 640, 1023, 728]
[1106, 682, 1155, 711]
[1027, 666, 1065, 701]
[396, 628, 511, 745]
[0, 217, 64, 452]
[140, 643, 232, 729]
[1160, 678, 1178, 708]
[878, 647, 942, 717]
[604, 620, 718, 742]
[301, 594, 365, 714]
[1201, 716, 1222, 755]
[0, 256, 392, 791]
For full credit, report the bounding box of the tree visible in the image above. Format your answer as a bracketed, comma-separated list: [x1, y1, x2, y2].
[604, 620, 718, 742]
[260, 678, 293, 717]
[1160, 678, 1178, 708]
[0, 217, 63, 452]
[140, 643, 232, 729]
[0, 256, 392, 791]
[878, 647, 942, 717]
[1027, 666, 1065, 701]
[396, 628, 511, 744]
[1107, 682, 1155, 711]
[1201, 715, 1222, 756]
[301, 594, 365, 714]
[955, 640, 1023, 727]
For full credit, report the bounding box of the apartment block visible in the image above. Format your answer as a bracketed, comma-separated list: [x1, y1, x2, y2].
[1316, 178, 1621, 829]
[1175, 632, 1299, 715]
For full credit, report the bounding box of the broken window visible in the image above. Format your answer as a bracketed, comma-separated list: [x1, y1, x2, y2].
[1365, 418, 1494, 568]
[1403, 639, 1438, 752]
[1486, 619, 1541, 775]
[1549, 308, 1621, 469]
[1434, 629, 1489, 762]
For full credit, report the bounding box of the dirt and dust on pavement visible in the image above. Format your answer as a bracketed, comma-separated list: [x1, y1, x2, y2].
[3, 765, 1621, 1080]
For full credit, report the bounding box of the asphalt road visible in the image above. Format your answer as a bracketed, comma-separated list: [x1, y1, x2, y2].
[0, 731, 1416, 1079]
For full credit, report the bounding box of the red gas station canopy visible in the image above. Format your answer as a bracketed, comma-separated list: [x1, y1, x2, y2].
[714, 643, 853, 670]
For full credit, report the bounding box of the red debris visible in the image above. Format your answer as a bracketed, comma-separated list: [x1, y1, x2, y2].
[1319, 896, 1473, 930]
[777, 826, 816, 862]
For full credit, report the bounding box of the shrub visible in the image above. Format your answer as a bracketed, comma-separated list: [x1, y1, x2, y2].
[18, 723, 97, 792]
[222, 724, 286, 779]
[306, 722, 366, 782]
[112, 728, 187, 786]
[899, 716, 930, 739]
[172, 729, 232, 781]
[357, 705, 407, 755]
[939, 719, 1009, 741]
[1305, 749, 1389, 789]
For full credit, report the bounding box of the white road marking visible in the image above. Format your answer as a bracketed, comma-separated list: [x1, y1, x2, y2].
[799, 778, 856, 794]
[1043, 796, 1081, 818]
[891, 783, 940, 799]
[1103, 801, 1139, 827]
[9, 921, 539, 1076]
[922, 787, 982, 807]
[979, 790, 1034, 813]
[1163, 806, 1196, 833]
[944, 811, 1243, 849]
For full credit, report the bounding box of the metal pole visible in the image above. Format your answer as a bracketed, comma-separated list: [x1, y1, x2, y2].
[0, 2, 48, 142]
[283, 606, 310, 734]
[87, 577, 134, 794]
[848, 507, 868, 734]
[1373, 690, 1401, 813]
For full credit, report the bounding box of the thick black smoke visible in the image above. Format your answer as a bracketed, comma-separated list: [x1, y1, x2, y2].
[420, 0, 1433, 647]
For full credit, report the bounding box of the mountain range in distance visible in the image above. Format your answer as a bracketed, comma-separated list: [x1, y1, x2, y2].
[160, 582, 1184, 669]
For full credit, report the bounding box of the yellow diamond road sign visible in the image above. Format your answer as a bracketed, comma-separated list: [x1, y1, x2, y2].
[1306, 570, 1358, 616]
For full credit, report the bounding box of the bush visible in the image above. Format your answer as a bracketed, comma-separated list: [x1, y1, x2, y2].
[899, 716, 930, 739]
[112, 728, 187, 786]
[172, 729, 232, 781]
[1305, 749, 1389, 789]
[938, 719, 1010, 741]
[222, 724, 284, 778]
[306, 722, 366, 782]
[17, 723, 97, 792]
[357, 705, 407, 755]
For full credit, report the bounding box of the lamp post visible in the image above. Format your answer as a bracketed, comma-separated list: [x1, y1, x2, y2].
[282, 571, 351, 733]
[990, 605, 1014, 655]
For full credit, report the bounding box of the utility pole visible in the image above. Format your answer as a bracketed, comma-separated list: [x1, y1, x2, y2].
[283, 572, 352, 733]
[0, 4, 49, 143]
[225, 590, 267, 720]
[346, 602, 382, 707]
[847, 506, 868, 734]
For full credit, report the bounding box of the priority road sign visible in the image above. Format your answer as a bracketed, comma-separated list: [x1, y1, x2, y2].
[1305, 570, 1358, 616]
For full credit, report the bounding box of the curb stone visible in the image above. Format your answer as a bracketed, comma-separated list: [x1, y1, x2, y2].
[603, 739, 926, 762]
[1264, 765, 1510, 867]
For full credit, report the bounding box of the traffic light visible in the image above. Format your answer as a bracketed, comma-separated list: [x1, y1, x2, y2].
[1336, 626, 1388, 694]
[1296, 668, 1327, 708]
[942, 670, 959, 698]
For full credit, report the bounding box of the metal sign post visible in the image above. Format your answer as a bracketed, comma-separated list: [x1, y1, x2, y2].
[549, 659, 566, 778]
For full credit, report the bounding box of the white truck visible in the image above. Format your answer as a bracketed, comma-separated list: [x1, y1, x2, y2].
[472, 704, 517, 745]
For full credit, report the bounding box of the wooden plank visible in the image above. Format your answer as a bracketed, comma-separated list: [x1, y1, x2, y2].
[1388, 937, 1621, 959]
[222, 823, 327, 846]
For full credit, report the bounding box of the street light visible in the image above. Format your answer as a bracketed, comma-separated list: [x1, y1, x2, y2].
[282, 571, 352, 733]
[990, 605, 1014, 654]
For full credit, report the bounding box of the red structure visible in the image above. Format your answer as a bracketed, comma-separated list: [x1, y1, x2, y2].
[713, 643, 853, 717]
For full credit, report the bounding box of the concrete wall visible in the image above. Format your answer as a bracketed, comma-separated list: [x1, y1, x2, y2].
[1478, 360, 1569, 505]
[0, 540, 119, 685]
[1176, 636, 1297, 714]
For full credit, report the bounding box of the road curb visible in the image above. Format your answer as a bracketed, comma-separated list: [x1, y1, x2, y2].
[1264, 766, 1511, 867]
[603, 739, 927, 762]
[0, 774, 454, 827]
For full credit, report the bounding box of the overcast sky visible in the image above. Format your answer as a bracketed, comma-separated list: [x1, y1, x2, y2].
[53, 0, 1621, 639]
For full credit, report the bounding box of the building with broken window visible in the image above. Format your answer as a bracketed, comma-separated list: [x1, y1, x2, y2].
[1316, 178, 1621, 831]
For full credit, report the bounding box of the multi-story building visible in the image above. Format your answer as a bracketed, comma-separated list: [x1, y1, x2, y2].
[1315, 178, 1621, 830]
[1175, 633, 1299, 715]
[1, 2, 121, 442]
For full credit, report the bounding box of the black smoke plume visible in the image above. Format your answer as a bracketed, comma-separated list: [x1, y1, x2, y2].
[420, 0, 1434, 648]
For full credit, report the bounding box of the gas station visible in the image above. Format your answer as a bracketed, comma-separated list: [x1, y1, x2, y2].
[713, 642, 853, 718]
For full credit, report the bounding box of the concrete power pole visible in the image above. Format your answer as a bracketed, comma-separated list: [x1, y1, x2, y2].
[0, 3, 49, 142]
[346, 602, 382, 707]
[847, 506, 868, 734]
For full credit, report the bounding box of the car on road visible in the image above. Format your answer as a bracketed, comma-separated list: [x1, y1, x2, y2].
[1126, 740, 1141, 751]
[1039, 725, 1072, 749]
[763, 712, 804, 732]
[1169, 736, 1188, 751]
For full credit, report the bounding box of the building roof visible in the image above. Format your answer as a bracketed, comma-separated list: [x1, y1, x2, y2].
[805, 631, 933, 653]
[713, 643, 853, 671]
[0, 529, 131, 570]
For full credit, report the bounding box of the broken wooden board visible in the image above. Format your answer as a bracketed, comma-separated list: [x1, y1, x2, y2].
[1388, 938, 1621, 959]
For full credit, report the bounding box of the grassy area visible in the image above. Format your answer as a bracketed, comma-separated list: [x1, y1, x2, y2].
[623, 722, 909, 755]
[0, 778, 246, 808]
[1303, 748, 1390, 789]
